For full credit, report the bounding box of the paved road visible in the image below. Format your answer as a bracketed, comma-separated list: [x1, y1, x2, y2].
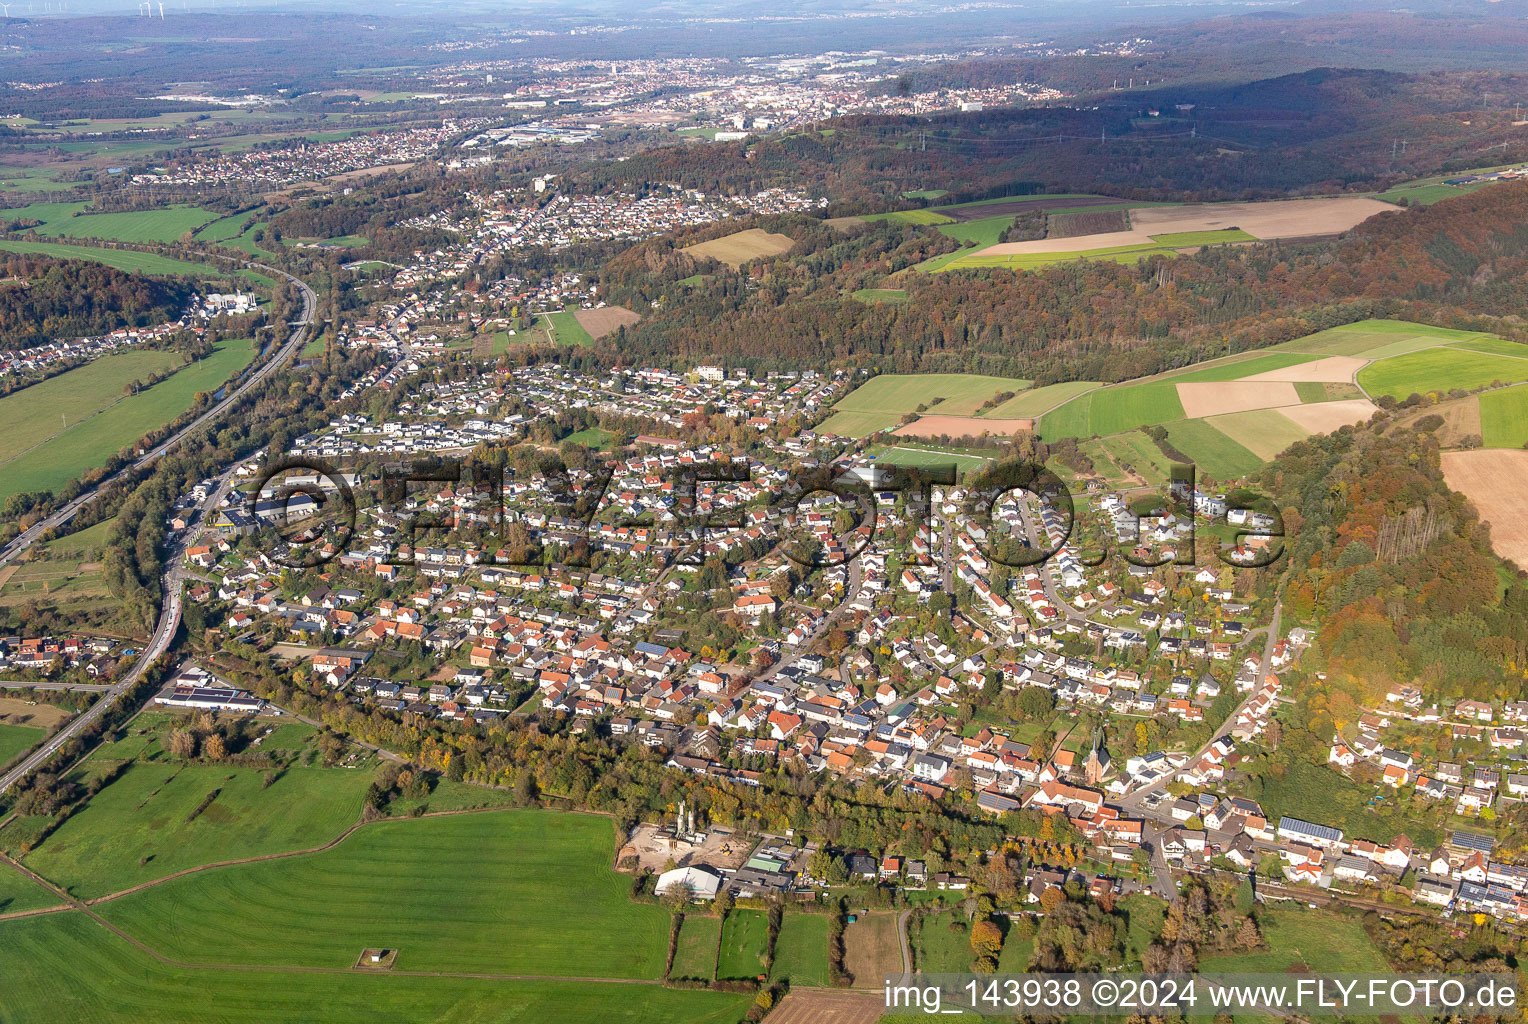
[0, 262, 315, 796]
[0, 258, 316, 571]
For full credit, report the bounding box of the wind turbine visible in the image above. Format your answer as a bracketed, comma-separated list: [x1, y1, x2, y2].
[158, 1, 163, 17]
[1, 5, 11, 16]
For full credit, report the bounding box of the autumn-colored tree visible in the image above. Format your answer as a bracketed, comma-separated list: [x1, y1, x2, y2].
[203, 734, 227, 761]
[970, 918, 1003, 958]
[168, 729, 197, 759]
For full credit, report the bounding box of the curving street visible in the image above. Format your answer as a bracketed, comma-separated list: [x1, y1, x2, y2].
[0, 258, 315, 795]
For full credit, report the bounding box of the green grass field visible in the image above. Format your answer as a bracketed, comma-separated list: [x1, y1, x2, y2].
[670, 914, 721, 979]
[1357, 346, 1528, 401]
[1162, 418, 1264, 480]
[0, 349, 183, 468]
[0, 912, 749, 1024]
[867, 445, 993, 475]
[770, 912, 830, 987]
[1203, 408, 1313, 462]
[0, 557, 111, 608]
[911, 909, 975, 972]
[0, 338, 255, 504]
[820, 373, 1033, 436]
[1480, 383, 1528, 448]
[1147, 228, 1256, 246]
[0, 722, 44, 767]
[981, 380, 1100, 419]
[1200, 907, 1391, 973]
[1040, 383, 1185, 440]
[851, 288, 909, 304]
[0, 201, 220, 242]
[0, 864, 61, 915]
[536, 310, 596, 348]
[1165, 352, 1322, 383]
[42, 516, 116, 559]
[0, 238, 218, 275]
[1279, 319, 1491, 357]
[24, 761, 371, 899]
[1093, 430, 1176, 485]
[98, 810, 672, 977]
[715, 909, 769, 981]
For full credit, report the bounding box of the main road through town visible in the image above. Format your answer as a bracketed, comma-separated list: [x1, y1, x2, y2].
[0, 258, 316, 795]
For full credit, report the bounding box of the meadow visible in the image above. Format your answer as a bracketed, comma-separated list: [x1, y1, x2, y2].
[98, 809, 673, 978]
[0, 349, 184, 468]
[0, 722, 44, 767]
[0, 337, 256, 504]
[24, 760, 372, 899]
[769, 912, 830, 987]
[715, 908, 770, 980]
[1480, 383, 1528, 448]
[1356, 347, 1528, 401]
[981, 380, 1099, 419]
[1200, 907, 1391, 973]
[0, 201, 220, 242]
[1037, 383, 1184, 441]
[0, 912, 750, 1024]
[0, 238, 216, 275]
[681, 228, 795, 269]
[1161, 418, 1264, 480]
[536, 310, 596, 348]
[0, 557, 111, 609]
[819, 372, 1030, 436]
[670, 913, 722, 979]
[0, 859, 60, 915]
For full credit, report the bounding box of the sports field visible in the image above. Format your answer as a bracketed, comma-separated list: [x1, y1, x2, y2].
[0, 912, 749, 1024]
[0, 201, 220, 242]
[98, 809, 672, 977]
[24, 761, 371, 899]
[819, 373, 1030, 437]
[0, 338, 256, 503]
[681, 228, 795, 269]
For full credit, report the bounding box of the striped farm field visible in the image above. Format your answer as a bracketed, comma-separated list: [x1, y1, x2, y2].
[1357, 347, 1528, 401]
[0, 912, 749, 1024]
[1280, 319, 1493, 357]
[98, 809, 673, 978]
[1203, 408, 1312, 461]
[1161, 418, 1264, 480]
[1481, 383, 1528, 448]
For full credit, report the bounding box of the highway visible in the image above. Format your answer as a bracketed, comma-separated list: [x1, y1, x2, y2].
[0, 258, 317, 571]
[0, 260, 315, 796]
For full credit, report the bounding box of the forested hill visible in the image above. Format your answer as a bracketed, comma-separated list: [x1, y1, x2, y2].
[1256, 414, 1528, 774]
[595, 181, 1528, 381]
[0, 255, 192, 351]
[573, 68, 1528, 208]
